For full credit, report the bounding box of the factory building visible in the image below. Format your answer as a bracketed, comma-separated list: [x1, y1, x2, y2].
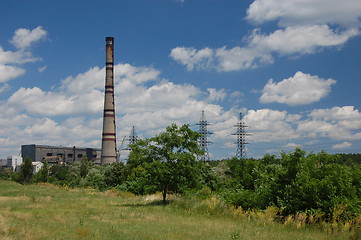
[21, 144, 101, 164]
[7, 156, 23, 171]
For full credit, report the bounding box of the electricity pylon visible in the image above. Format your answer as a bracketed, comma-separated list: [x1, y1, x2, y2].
[196, 110, 212, 161]
[232, 112, 251, 159]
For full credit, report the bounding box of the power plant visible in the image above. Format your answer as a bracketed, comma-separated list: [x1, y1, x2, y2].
[17, 38, 251, 166]
[101, 37, 117, 164]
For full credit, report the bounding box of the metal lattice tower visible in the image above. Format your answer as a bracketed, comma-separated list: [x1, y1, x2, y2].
[128, 126, 138, 146]
[118, 126, 139, 163]
[232, 112, 251, 159]
[196, 110, 212, 161]
[122, 126, 139, 151]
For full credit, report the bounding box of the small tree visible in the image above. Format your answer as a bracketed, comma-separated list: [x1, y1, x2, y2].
[80, 155, 89, 178]
[128, 124, 202, 203]
[104, 162, 125, 187]
[19, 157, 33, 183]
[34, 161, 48, 183]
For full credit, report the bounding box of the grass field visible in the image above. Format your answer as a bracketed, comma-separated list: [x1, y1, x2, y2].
[0, 180, 355, 240]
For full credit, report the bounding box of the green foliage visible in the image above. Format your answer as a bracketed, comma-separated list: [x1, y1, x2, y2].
[127, 123, 202, 202]
[48, 164, 81, 187]
[83, 167, 106, 190]
[80, 155, 90, 178]
[33, 161, 48, 183]
[6, 129, 361, 226]
[18, 157, 33, 183]
[0, 167, 13, 180]
[104, 162, 125, 187]
[222, 148, 361, 222]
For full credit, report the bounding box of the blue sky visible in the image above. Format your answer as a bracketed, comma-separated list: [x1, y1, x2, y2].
[1, 0, 361, 159]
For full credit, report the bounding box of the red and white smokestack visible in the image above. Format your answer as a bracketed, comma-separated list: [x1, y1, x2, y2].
[101, 37, 117, 164]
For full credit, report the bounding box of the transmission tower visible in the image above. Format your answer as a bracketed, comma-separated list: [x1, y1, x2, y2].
[118, 126, 139, 162]
[196, 110, 212, 161]
[232, 112, 251, 159]
[128, 126, 138, 146]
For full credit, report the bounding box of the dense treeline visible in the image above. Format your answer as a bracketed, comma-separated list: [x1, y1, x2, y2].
[1, 124, 361, 224]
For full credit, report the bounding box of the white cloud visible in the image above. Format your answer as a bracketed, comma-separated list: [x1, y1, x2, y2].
[250, 26, 359, 55]
[244, 109, 300, 142]
[0, 47, 40, 65]
[298, 106, 361, 141]
[206, 88, 227, 102]
[2, 63, 238, 157]
[246, 0, 361, 27]
[170, 1, 361, 72]
[7, 87, 103, 116]
[1, 58, 360, 158]
[0, 65, 25, 83]
[0, 26, 47, 83]
[215, 46, 273, 71]
[309, 106, 361, 121]
[332, 142, 352, 149]
[170, 47, 213, 70]
[38, 65, 47, 73]
[0, 83, 10, 93]
[10, 26, 47, 49]
[282, 143, 301, 148]
[260, 71, 336, 105]
[170, 26, 359, 72]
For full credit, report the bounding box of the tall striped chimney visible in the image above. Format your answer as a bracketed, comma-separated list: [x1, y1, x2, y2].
[101, 37, 117, 164]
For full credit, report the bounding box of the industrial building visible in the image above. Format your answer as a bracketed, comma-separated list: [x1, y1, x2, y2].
[21, 144, 101, 164]
[7, 156, 23, 170]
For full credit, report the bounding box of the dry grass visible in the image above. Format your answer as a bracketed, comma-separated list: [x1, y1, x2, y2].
[0, 180, 357, 240]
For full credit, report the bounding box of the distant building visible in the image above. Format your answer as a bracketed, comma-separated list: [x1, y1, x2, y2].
[21, 144, 101, 164]
[32, 162, 44, 173]
[0, 158, 8, 168]
[7, 156, 23, 171]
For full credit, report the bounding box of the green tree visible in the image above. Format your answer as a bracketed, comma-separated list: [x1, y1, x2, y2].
[127, 123, 202, 203]
[34, 161, 48, 183]
[19, 157, 33, 183]
[104, 162, 125, 187]
[80, 155, 89, 178]
[48, 164, 70, 185]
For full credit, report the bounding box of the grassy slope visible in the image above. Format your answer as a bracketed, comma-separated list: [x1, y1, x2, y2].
[0, 181, 350, 240]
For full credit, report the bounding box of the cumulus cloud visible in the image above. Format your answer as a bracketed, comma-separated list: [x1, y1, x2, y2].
[2, 62, 242, 157]
[246, 0, 361, 27]
[0, 47, 40, 65]
[243, 109, 300, 142]
[214, 46, 273, 71]
[170, 0, 361, 72]
[0, 65, 25, 83]
[0, 26, 47, 83]
[8, 87, 103, 116]
[282, 143, 301, 148]
[309, 106, 361, 121]
[0, 83, 9, 93]
[10, 26, 47, 49]
[1, 58, 360, 158]
[249, 26, 359, 55]
[170, 26, 359, 72]
[332, 142, 352, 149]
[206, 88, 227, 102]
[298, 106, 361, 140]
[170, 47, 213, 70]
[235, 106, 361, 154]
[260, 71, 336, 105]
